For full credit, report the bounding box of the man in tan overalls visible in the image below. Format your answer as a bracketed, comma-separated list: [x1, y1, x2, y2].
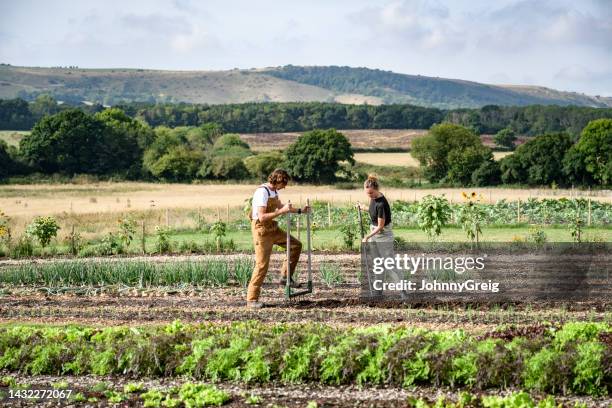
[247, 169, 309, 308]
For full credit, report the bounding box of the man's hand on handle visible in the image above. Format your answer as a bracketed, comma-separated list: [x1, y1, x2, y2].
[280, 203, 292, 214]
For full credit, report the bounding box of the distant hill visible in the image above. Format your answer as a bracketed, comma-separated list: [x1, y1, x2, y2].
[1, 64, 610, 109]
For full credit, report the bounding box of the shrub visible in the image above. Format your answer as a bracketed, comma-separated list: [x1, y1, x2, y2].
[26, 216, 60, 248]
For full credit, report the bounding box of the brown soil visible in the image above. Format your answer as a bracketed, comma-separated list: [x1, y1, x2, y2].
[1, 374, 611, 407]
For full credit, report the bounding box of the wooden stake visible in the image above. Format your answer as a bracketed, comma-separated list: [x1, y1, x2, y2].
[226, 203, 230, 223]
[141, 220, 146, 254]
[70, 225, 75, 255]
[165, 209, 169, 226]
[327, 202, 331, 227]
[517, 199, 521, 223]
[588, 198, 592, 227]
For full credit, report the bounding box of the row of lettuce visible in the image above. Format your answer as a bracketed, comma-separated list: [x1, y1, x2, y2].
[0, 321, 609, 396]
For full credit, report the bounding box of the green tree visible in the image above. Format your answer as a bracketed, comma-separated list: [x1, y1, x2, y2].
[244, 151, 285, 180]
[95, 108, 155, 149]
[19, 109, 140, 175]
[29, 94, 61, 119]
[209, 156, 249, 180]
[143, 126, 207, 181]
[471, 160, 501, 186]
[494, 128, 517, 151]
[284, 129, 354, 183]
[412, 123, 492, 185]
[500, 132, 572, 186]
[148, 145, 205, 181]
[212, 134, 252, 158]
[563, 119, 612, 186]
[0, 140, 16, 179]
[95, 108, 153, 178]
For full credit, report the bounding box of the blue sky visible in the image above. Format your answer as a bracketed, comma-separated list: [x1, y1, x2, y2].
[1, 0, 611, 96]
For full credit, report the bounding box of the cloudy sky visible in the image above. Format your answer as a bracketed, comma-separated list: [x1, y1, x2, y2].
[1, 0, 611, 96]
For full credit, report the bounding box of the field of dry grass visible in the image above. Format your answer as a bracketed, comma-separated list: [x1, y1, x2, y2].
[1, 182, 609, 240]
[0, 130, 28, 147]
[3, 182, 609, 216]
[1, 129, 527, 153]
[240, 129, 428, 151]
[240, 130, 528, 152]
[354, 151, 512, 166]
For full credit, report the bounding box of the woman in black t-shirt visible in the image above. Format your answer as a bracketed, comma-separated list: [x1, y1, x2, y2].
[360, 175, 393, 243]
[359, 175, 407, 299]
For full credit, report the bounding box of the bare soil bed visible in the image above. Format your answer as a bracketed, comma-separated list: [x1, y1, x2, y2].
[2, 374, 611, 407]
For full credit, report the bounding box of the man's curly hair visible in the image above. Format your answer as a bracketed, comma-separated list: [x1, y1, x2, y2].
[268, 169, 290, 186]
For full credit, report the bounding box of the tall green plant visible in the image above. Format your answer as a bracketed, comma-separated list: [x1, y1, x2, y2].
[569, 200, 586, 243]
[117, 217, 137, 249]
[339, 215, 357, 250]
[26, 216, 60, 248]
[417, 195, 451, 241]
[456, 192, 485, 244]
[155, 226, 172, 254]
[210, 221, 227, 252]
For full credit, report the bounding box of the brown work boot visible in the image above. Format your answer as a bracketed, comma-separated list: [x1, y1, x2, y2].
[279, 277, 302, 288]
[246, 301, 264, 309]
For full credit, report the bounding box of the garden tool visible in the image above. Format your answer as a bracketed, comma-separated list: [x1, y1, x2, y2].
[285, 199, 313, 299]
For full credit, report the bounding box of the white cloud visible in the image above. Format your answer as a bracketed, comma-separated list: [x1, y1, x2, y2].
[349, 0, 464, 52]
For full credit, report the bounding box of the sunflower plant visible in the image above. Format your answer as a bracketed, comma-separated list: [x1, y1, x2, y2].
[0, 210, 10, 244]
[456, 192, 486, 244]
[416, 195, 452, 241]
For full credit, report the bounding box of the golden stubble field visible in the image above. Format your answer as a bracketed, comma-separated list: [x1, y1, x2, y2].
[2, 182, 609, 219]
[240, 129, 527, 152]
[354, 152, 512, 167]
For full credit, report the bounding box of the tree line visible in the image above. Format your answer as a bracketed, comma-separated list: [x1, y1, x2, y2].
[2, 96, 611, 137]
[1, 106, 609, 187]
[412, 120, 611, 187]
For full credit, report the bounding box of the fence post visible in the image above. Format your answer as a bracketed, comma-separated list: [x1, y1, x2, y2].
[141, 220, 146, 254]
[327, 202, 331, 227]
[70, 225, 75, 255]
[588, 198, 592, 227]
[517, 199, 521, 223]
[226, 203, 230, 223]
[165, 209, 169, 227]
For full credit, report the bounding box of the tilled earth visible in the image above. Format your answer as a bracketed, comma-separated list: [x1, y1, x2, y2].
[1, 374, 611, 408]
[0, 253, 610, 330]
[0, 253, 611, 407]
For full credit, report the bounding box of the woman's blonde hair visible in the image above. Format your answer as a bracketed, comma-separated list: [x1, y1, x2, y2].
[268, 169, 290, 186]
[363, 174, 379, 190]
